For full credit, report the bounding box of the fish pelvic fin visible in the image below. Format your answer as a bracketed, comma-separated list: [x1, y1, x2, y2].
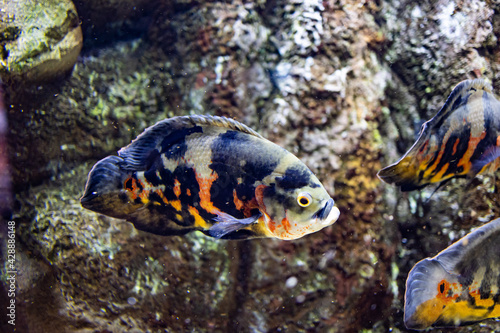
[208, 212, 261, 239]
[81, 156, 142, 218]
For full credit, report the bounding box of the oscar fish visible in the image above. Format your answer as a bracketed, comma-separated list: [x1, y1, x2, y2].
[378, 79, 500, 191]
[404, 217, 500, 329]
[81, 115, 340, 240]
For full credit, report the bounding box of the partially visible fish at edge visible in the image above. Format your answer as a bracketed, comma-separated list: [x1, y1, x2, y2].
[404, 217, 500, 329]
[81, 115, 340, 240]
[378, 79, 500, 191]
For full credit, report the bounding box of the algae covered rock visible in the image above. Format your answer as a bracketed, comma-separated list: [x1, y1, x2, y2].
[0, 0, 82, 84]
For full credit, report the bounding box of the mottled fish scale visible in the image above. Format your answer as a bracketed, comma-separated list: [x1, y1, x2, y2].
[81, 115, 340, 240]
[378, 79, 500, 191]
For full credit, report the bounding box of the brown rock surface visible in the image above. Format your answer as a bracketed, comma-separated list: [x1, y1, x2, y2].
[2, 1, 500, 332]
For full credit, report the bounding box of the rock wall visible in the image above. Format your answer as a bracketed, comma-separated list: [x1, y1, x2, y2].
[1, 0, 499, 332]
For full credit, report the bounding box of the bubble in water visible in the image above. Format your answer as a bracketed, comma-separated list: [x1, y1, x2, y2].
[285, 276, 298, 288]
[296, 294, 306, 303]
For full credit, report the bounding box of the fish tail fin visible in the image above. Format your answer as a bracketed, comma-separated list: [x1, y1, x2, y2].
[81, 156, 139, 218]
[377, 157, 421, 191]
[404, 258, 454, 329]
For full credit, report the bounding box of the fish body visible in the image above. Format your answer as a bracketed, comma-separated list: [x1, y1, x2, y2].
[378, 79, 500, 191]
[404, 217, 500, 329]
[81, 115, 340, 240]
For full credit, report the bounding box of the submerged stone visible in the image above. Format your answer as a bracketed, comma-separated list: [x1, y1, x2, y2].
[0, 0, 83, 84]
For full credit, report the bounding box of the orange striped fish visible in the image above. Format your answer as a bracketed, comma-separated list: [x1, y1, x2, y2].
[404, 217, 500, 329]
[378, 79, 500, 191]
[81, 115, 340, 240]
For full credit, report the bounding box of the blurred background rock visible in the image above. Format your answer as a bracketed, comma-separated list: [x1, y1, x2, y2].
[1, 0, 499, 332]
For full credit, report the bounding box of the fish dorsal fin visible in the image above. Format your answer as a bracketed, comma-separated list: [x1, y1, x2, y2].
[434, 217, 500, 274]
[185, 115, 264, 138]
[423, 79, 492, 132]
[117, 115, 263, 171]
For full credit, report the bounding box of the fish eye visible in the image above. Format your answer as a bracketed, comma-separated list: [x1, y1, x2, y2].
[297, 192, 312, 207]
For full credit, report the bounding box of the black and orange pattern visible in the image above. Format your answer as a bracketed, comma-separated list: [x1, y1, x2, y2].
[378, 79, 500, 191]
[404, 218, 500, 329]
[81, 115, 340, 240]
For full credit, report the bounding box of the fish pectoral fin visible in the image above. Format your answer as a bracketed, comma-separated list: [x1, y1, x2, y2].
[470, 146, 500, 176]
[208, 212, 261, 238]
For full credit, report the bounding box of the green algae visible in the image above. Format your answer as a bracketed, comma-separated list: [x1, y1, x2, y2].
[0, 0, 80, 76]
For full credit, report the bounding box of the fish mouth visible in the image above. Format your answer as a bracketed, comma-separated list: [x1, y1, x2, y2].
[314, 198, 340, 224]
[80, 191, 97, 205]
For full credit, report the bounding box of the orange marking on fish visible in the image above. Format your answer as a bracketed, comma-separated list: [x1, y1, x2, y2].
[436, 279, 459, 303]
[139, 191, 149, 203]
[268, 220, 277, 233]
[150, 188, 181, 211]
[124, 177, 138, 200]
[497, 135, 500, 147]
[457, 131, 487, 168]
[468, 286, 494, 308]
[423, 150, 444, 178]
[188, 205, 208, 229]
[173, 178, 181, 198]
[281, 217, 291, 233]
[244, 198, 259, 215]
[155, 189, 166, 202]
[452, 138, 460, 155]
[255, 184, 267, 209]
[186, 188, 191, 196]
[196, 171, 220, 214]
[124, 176, 148, 203]
[134, 178, 149, 203]
[233, 189, 259, 217]
[233, 189, 244, 210]
[170, 200, 182, 211]
[430, 163, 450, 182]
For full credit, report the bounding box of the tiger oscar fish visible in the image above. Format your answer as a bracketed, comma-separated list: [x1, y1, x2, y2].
[378, 79, 500, 191]
[404, 217, 500, 329]
[80, 115, 340, 240]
